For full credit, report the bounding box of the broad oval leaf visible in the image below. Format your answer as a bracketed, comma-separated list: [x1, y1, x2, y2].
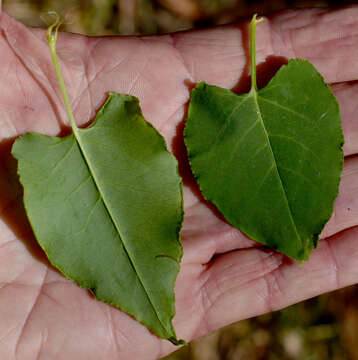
[184, 57, 343, 260]
[12, 93, 184, 344]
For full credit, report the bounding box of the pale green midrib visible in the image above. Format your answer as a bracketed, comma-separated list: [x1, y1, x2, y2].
[250, 90, 304, 252]
[72, 127, 172, 337]
[46, 25, 173, 337]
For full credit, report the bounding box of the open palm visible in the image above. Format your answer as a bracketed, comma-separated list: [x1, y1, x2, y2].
[1, 7, 358, 359]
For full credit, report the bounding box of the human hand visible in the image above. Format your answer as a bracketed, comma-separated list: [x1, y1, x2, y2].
[0, 6, 358, 359]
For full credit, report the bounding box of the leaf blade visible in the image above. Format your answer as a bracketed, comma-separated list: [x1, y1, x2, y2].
[184, 59, 343, 260]
[12, 93, 184, 343]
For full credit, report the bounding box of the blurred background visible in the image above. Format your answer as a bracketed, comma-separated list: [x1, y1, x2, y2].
[3, 0, 358, 359]
[3, 0, 358, 35]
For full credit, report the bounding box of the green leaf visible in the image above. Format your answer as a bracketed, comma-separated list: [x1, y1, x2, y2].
[184, 15, 343, 261]
[11, 20, 184, 345]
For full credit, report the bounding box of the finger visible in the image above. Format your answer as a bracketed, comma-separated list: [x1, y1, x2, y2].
[174, 7, 358, 87]
[0, 13, 68, 137]
[200, 226, 358, 336]
[322, 156, 358, 239]
[181, 201, 257, 266]
[174, 8, 358, 157]
[270, 6, 358, 84]
[0, 13, 191, 149]
[0, 12, 91, 137]
[182, 154, 358, 263]
[332, 82, 358, 156]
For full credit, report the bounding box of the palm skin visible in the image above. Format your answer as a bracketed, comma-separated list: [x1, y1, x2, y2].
[1, 6, 358, 359]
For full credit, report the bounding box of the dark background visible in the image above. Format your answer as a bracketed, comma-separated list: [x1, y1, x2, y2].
[3, 1, 358, 359]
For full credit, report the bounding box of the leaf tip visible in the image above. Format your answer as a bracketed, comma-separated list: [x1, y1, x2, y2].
[168, 337, 187, 346]
[46, 12, 61, 44]
[251, 13, 264, 26]
[195, 81, 207, 90]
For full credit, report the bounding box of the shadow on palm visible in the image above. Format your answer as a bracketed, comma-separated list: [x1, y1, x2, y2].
[0, 137, 49, 264]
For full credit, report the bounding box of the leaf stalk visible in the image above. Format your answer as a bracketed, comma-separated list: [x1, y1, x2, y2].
[47, 19, 78, 131]
[250, 14, 264, 92]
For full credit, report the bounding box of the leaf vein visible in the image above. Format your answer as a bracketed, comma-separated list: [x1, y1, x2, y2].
[268, 133, 320, 162]
[279, 166, 320, 189]
[253, 163, 275, 199]
[259, 96, 312, 123]
[253, 92, 303, 248]
[64, 175, 91, 200]
[46, 138, 76, 180]
[204, 94, 250, 159]
[70, 196, 101, 237]
[219, 119, 260, 176]
[75, 130, 171, 335]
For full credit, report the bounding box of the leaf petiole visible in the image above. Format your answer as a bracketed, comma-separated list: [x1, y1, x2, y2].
[249, 14, 264, 93]
[47, 19, 78, 131]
